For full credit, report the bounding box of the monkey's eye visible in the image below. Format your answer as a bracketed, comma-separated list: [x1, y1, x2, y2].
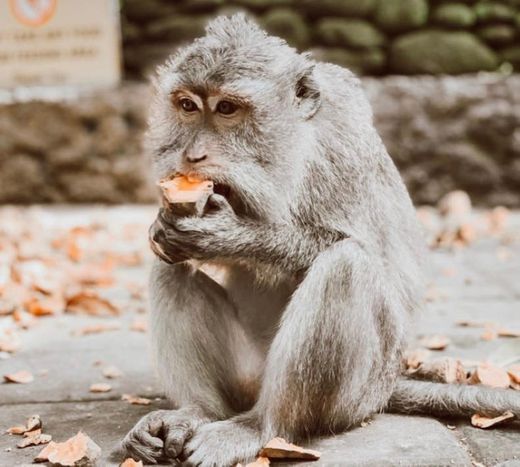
[180, 98, 198, 113]
[216, 100, 238, 116]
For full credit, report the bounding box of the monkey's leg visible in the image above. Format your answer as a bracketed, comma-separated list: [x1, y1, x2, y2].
[122, 260, 261, 463]
[184, 239, 408, 466]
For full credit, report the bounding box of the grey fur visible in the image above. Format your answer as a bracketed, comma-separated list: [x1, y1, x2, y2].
[122, 14, 520, 467]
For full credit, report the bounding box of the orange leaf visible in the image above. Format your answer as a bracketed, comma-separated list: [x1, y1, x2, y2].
[120, 459, 144, 467]
[259, 437, 320, 460]
[469, 363, 510, 389]
[4, 370, 34, 384]
[121, 394, 151, 406]
[66, 291, 119, 317]
[471, 411, 515, 429]
[419, 335, 450, 351]
[89, 383, 112, 393]
[34, 432, 101, 465]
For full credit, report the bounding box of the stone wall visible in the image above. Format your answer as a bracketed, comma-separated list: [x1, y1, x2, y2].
[121, 0, 520, 77]
[1, 75, 518, 206]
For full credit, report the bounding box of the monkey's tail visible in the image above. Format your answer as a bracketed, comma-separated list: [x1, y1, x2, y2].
[388, 378, 520, 418]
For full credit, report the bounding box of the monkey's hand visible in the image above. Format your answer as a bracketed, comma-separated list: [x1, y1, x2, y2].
[150, 194, 242, 262]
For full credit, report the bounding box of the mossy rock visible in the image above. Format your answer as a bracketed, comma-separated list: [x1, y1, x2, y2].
[315, 18, 385, 49]
[390, 30, 499, 74]
[177, 0, 225, 13]
[301, 0, 377, 18]
[261, 8, 310, 49]
[145, 15, 208, 41]
[500, 45, 520, 68]
[233, 0, 294, 10]
[315, 47, 386, 74]
[474, 2, 516, 23]
[375, 0, 429, 33]
[477, 24, 517, 45]
[432, 4, 476, 28]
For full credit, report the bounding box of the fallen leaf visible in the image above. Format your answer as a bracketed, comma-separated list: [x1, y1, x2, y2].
[17, 430, 51, 448]
[469, 363, 510, 389]
[89, 383, 112, 393]
[34, 431, 101, 465]
[74, 323, 121, 336]
[481, 328, 498, 341]
[6, 415, 41, 435]
[121, 394, 151, 406]
[419, 335, 450, 351]
[102, 365, 123, 379]
[4, 370, 34, 384]
[66, 290, 119, 317]
[120, 459, 144, 467]
[130, 318, 147, 333]
[25, 293, 65, 316]
[471, 411, 515, 429]
[498, 328, 520, 338]
[406, 358, 466, 384]
[259, 437, 320, 460]
[456, 320, 495, 328]
[403, 348, 431, 369]
[507, 365, 520, 389]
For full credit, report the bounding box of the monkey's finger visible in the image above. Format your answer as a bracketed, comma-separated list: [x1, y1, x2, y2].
[206, 193, 233, 213]
[121, 434, 162, 465]
[164, 426, 193, 459]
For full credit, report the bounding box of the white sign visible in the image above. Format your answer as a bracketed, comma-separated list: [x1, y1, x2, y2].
[0, 0, 121, 89]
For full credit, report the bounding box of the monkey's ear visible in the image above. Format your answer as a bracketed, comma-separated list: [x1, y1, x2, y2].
[295, 66, 321, 120]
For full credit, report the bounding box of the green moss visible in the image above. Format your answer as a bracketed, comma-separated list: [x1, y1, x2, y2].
[375, 0, 429, 33]
[262, 8, 310, 48]
[474, 2, 516, 23]
[316, 18, 385, 49]
[390, 30, 499, 74]
[432, 4, 476, 28]
[316, 47, 386, 74]
[301, 0, 377, 18]
[477, 25, 517, 45]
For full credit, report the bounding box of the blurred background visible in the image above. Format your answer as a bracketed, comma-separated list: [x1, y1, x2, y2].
[1, 1, 520, 465]
[1, 0, 519, 207]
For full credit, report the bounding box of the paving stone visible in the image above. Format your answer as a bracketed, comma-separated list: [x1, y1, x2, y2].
[0, 399, 168, 467]
[457, 422, 520, 466]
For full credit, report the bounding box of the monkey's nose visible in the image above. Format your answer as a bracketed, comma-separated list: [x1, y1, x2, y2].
[186, 153, 208, 163]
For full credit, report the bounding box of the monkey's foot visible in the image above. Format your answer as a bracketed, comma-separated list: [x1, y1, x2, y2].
[121, 408, 209, 464]
[183, 419, 263, 467]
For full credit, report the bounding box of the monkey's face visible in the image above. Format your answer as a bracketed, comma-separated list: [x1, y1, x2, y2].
[148, 16, 321, 221]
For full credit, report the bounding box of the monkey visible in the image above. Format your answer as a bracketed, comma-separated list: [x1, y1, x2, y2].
[122, 14, 520, 467]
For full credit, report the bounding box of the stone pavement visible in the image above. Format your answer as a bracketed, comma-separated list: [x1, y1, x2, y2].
[1, 206, 520, 467]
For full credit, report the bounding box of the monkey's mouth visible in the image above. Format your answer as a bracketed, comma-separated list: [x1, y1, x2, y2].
[213, 182, 232, 199]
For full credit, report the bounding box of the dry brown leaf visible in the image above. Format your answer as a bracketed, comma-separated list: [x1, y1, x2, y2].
[25, 293, 65, 317]
[130, 318, 147, 333]
[406, 358, 466, 384]
[403, 348, 431, 370]
[6, 414, 41, 435]
[456, 320, 495, 328]
[74, 323, 121, 336]
[17, 430, 52, 448]
[121, 394, 151, 406]
[120, 459, 144, 467]
[419, 335, 450, 351]
[469, 363, 510, 389]
[497, 328, 520, 338]
[102, 365, 123, 379]
[34, 432, 101, 465]
[471, 411, 515, 429]
[481, 328, 498, 341]
[259, 437, 321, 460]
[4, 370, 34, 384]
[66, 291, 119, 317]
[89, 383, 112, 393]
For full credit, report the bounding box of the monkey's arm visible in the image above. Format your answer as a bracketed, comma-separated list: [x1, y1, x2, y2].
[150, 194, 346, 273]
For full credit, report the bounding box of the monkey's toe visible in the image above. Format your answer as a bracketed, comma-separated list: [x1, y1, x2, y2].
[183, 419, 262, 467]
[121, 431, 164, 464]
